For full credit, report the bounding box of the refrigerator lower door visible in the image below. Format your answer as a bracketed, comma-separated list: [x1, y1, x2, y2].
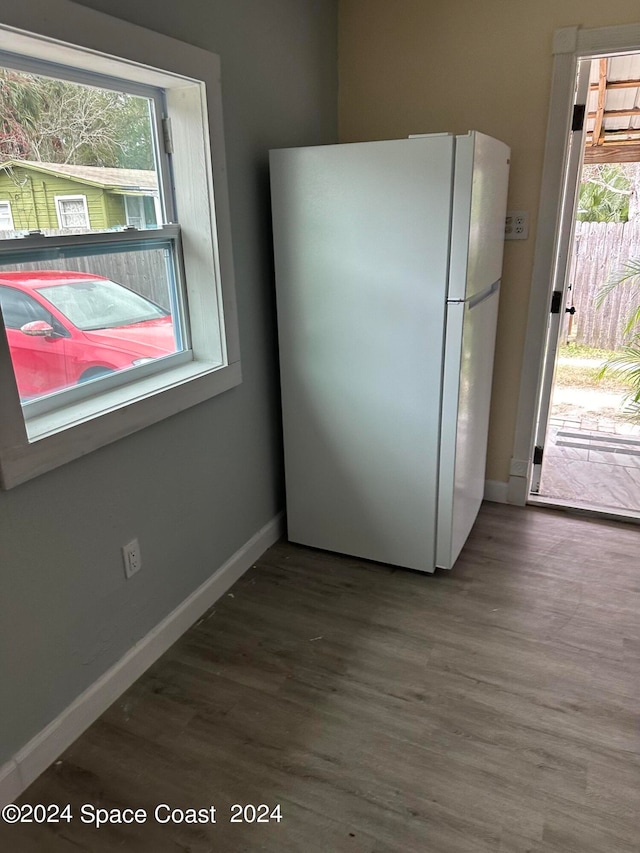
[436, 282, 500, 569]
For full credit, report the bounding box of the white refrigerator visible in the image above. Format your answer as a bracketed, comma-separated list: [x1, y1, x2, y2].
[269, 131, 510, 573]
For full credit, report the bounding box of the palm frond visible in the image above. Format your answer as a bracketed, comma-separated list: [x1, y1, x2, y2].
[599, 342, 640, 422]
[598, 343, 640, 385]
[595, 258, 640, 308]
[623, 304, 640, 337]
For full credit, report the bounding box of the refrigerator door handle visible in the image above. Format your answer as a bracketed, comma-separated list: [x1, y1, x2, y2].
[467, 279, 500, 310]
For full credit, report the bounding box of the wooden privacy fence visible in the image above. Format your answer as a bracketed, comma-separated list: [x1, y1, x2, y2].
[569, 220, 640, 351]
[0, 246, 172, 310]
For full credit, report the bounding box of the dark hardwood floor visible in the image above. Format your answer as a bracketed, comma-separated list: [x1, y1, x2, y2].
[2, 503, 639, 852]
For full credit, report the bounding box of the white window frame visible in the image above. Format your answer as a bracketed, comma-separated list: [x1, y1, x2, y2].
[124, 194, 158, 229]
[54, 194, 90, 229]
[0, 200, 13, 230]
[124, 195, 144, 229]
[0, 0, 241, 489]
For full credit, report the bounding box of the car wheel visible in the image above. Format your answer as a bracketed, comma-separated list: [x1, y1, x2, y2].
[78, 367, 115, 383]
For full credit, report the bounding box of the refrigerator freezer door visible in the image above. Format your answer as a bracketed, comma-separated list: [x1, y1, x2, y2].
[436, 284, 500, 569]
[270, 136, 455, 572]
[448, 133, 510, 301]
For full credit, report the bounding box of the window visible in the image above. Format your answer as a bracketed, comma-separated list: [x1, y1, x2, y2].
[0, 285, 55, 328]
[55, 196, 90, 230]
[0, 200, 13, 230]
[124, 195, 158, 229]
[0, 0, 240, 489]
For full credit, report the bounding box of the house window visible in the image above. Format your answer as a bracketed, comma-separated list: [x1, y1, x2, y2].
[55, 196, 90, 230]
[124, 195, 158, 229]
[0, 0, 240, 489]
[0, 201, 13, 230]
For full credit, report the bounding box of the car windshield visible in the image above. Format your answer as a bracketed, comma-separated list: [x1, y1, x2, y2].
[37, 279, 168, 331]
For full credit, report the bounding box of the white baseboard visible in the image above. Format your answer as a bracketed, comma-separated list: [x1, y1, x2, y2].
[484, 479, 509, 504]
[0, 512, 284, 807]
[507, 474, 528, 506]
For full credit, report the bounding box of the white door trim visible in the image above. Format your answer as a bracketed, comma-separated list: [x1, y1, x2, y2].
[530, 58, 590, 495]
[508, 22, 640, 505]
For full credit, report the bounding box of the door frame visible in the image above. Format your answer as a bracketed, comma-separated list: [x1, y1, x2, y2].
[508, 22, 640, 505]
[529, 59, 590, 495]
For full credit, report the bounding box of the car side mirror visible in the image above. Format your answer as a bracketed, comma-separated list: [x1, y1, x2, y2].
[20, 320, 55, 338]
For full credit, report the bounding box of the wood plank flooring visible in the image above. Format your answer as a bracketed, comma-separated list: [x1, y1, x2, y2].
[2, 502, 639, 852]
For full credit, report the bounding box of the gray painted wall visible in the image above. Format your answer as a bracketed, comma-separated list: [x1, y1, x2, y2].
[0, 0, 338, 765]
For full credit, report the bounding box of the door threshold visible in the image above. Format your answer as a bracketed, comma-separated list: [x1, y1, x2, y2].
[528, 494, 640, 524]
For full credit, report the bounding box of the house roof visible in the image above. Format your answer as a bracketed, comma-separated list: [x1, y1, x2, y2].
[0, 159, 158, 193]
[585, 54, 640, 163]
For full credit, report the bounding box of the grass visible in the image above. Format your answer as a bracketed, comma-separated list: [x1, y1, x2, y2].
[558, 342, 619, 361]
[555, 343, 633, 391]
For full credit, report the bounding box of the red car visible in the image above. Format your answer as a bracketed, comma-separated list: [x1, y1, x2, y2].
[0, 271, 177, 400]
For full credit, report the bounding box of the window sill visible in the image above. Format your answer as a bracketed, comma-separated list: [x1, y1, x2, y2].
[0, 359, 242, 489]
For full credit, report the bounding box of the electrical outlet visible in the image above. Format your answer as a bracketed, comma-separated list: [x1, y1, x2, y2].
[122, 538, 142, 579]
[505, 210, 529, 240]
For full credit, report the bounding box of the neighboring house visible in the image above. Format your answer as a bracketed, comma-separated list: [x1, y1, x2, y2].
[0, 159, 160, 233]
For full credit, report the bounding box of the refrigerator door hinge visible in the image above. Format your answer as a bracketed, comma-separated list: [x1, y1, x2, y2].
[572, 103, 586, 132]
[161, 117, 174, 155]
[550, 290, 563, 314]
[533, 445, 544, 466]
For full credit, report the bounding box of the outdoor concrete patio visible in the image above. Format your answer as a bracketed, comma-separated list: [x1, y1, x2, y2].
[537, 380, 640, 516]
